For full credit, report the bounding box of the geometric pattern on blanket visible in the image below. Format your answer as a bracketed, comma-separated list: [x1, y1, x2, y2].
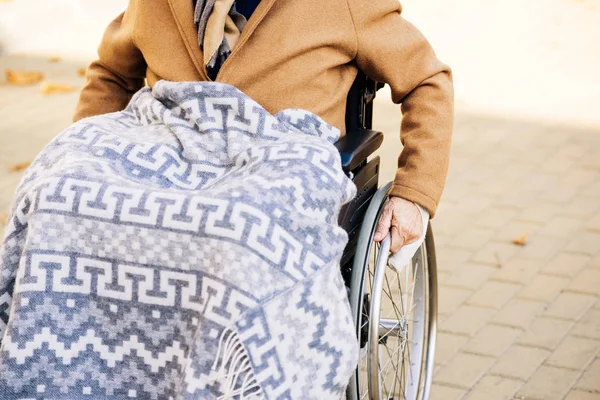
[0, 81, 358, 399]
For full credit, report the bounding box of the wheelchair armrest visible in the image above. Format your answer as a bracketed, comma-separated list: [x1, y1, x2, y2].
[334, 129, 384, 172]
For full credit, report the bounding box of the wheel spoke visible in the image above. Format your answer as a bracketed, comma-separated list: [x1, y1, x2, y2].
[383, 272, 404, 322]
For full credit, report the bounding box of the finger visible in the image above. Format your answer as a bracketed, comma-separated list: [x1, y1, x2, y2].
[373, 203, 393, 242]
[389, 224, 405, 253]
[390, 211, 415, 253]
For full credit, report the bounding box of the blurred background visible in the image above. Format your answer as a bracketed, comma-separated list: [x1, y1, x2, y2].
[1, 0, 599, 399]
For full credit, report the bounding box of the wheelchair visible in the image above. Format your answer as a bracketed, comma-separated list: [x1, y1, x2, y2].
[335, 72, 438, 400]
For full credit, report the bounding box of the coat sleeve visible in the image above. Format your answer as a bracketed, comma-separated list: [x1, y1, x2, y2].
[73, 2, 147, 122]
[346, 0, 454, 217]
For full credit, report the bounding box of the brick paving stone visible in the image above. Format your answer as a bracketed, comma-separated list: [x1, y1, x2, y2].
[437, 247, 473, 273]
[476, 149, 512, 168]
[466, 281, 521, 309]
[433, 232, 451, 250]
[494, 187, 540, 210]
[462, 374, 523, 400]
[476, 177, 516, 197]
[491, 258, 541, 284]
[492, 298, 544, 329]
[450, 195, 494, 216]
[439, 286, 473, 316]
[560, 169, 600, 189]
[538, 185, 579, 205]
[518, 171, 560, 193]
[565, 231, 600, 256]
[517, 365, 580, 400]
[517, 273, 570, 302]
[542, 252, 592, 277]
[434, 352, 495, 389]
[556, 143, 588, 159]
[434, 199, 459, 216]
[591, 254, 600, 270]
[449, 227, 495, 250]
[456, 166, 495, 185]
[517, 316, 575, 350]
[435, 331, 470, 367]
[490, 345, 550, 380]
[491, 162, 535, 184]
[430, 383, 466, 400]
[541, 216, 586, 239]
[433, 211, 472, 236]
[564, 390, 600, 400]
[436, 270, 453, 285]
[518, 235, 564, 262]
[545, 292, 597, 321]
[473, 207, 519, 230]
[470, 241, 520, 267]
[539, 156, 578, 174]
[561, 197, 600, 220]
[494, 220, 543, 243]
[582, 181, 600, 199]
[565, 269, 600, 295]
[571, 308, 600, 340]
[444, 263, 498, 290]
[439, 305, 497, 336]
[546, 336, 600, 370]
[518, 202, 563, 224]
[463, 324, 522, 357]
[586, 212, 600, 233]
[575, 358, 600, 392]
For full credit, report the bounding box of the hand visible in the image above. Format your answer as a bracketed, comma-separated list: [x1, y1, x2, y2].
[373, 196, 423, 253]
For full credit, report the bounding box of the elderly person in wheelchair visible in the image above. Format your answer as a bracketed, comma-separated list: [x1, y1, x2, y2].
[0, 0, 452, 399]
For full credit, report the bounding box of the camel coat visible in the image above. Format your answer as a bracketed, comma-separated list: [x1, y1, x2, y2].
[74, 0, 454, 216]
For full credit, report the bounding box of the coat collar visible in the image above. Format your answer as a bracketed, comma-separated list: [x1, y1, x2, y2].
[167, 0, 278, 81]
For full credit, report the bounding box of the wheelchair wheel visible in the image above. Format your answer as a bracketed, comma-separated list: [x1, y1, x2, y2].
[346, 183, 438, 400]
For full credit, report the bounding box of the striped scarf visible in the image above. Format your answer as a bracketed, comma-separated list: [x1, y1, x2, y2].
[194, 0, 259, 79]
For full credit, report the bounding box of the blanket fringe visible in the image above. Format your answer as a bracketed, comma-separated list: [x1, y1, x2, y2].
[212, 328, 263, 399]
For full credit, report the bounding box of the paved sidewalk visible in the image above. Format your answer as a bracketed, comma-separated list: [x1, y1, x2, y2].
[396, 112, 600, 400]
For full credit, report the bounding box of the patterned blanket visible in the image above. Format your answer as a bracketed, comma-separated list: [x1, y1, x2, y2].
[0, 81, 358, 399]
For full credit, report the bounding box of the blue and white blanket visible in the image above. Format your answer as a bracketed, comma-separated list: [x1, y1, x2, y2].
[0, 81, 358, 399]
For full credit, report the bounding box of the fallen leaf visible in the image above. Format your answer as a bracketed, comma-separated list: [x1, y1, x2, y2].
[0, 213, 7, 227]
[512, 232, 528, 246]
[48, 56, 61, 63]
[9, 161, 31, 172]
[41, 82, 76, 95]
[5, 69, 44, 85]
[77, 67, 87, 77]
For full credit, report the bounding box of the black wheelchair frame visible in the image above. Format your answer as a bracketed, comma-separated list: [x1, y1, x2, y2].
[335, 71, 438, 400]
[336, 72, 384, 279]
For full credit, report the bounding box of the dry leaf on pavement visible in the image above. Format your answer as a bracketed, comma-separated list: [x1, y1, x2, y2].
[0, 213, 7, 227]
[9, 161, 31, 172]
[77, 68, 87, 77]
[5, 69, 44, 85]
[48, 56, 61, 63]
[512, 232, 528, 246]
[41, 82, 77, 95]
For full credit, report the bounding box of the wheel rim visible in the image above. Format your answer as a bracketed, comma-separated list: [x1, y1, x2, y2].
[356, 233, 429, 400]
[345, 184, 436, 400]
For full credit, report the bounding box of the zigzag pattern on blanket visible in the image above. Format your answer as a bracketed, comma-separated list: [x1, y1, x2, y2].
[0, 81, 357, 399]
